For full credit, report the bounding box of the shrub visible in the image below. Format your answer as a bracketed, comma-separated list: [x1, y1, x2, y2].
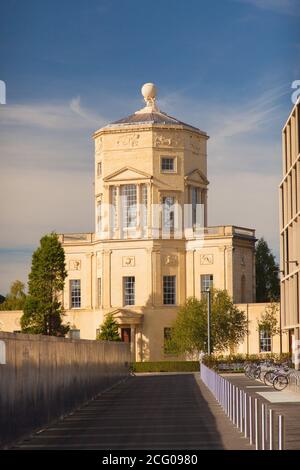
[202, 352, 292, 370]
[132, 361, 200, 373]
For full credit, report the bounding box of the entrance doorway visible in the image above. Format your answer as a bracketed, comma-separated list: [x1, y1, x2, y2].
[121, 328, 131, 343]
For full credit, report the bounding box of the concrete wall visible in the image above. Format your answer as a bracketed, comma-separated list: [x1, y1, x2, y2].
[0, 331, 130, 448]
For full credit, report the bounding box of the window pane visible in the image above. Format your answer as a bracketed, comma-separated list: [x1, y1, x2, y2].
[163, 275, 176, 305]
[111, 186, 117, 231]
[123, 276, 135, 305]
[162, 196, 175, 230]
[191, 187, 199, 225]
[141, 184, 148, 226]
[161, 157, 175, 172]
[201, 274, 213, 293]
[70, 279, 81, 308]
[97, 162, 102, 176]
[96, 201, 101, 233]
[259, 329, 271, 352]
[122, 185, 137, 228]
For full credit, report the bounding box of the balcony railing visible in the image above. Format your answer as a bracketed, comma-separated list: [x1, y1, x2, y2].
[59, 233, 94, 244]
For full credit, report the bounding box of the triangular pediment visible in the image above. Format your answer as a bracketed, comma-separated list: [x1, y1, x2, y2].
[103, 166, 152, 183]
[185, 169, 209, 186]
[109, 308, 144, 325]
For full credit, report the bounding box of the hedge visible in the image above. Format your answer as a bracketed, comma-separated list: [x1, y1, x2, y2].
[202, 353, 292, 370]
[132, 361, 200, 373]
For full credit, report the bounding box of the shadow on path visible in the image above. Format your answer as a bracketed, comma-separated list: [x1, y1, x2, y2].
[14, 373, 235, 450]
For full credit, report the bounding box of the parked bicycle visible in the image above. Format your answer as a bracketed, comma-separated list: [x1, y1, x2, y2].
[244, 360, 292, 391]
[263, 362, 291, 391]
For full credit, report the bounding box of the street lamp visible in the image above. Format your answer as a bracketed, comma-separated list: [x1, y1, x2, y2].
[202, 288, 211, 355]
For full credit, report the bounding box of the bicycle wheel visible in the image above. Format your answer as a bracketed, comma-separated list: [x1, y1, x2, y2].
[273, 375, 288, 391]
[264, 371, 274, 386]
[259, 370, 266, 382]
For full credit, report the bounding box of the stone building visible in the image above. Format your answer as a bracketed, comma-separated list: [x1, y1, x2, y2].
[0, 83, 289, 360]
[280, 99, 300, 356]
[58, 83, 257, 361]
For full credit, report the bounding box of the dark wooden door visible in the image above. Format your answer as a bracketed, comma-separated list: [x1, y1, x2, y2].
[121, 328, 131, 343]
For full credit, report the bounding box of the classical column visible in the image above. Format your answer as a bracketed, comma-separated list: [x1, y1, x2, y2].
[186, 250, 195, 298]
[203, 189, 208, 227]
[178, 250, 186, 304]
[152, 249, 161, 305]
[85, 253, 94, 309]
[115, 184, 121, 239]
[130, 325, 136, 360]
[103, 249, 112, 308]
[147, 182, 152, 238]
[136, 183, 141, 238]
[138, 327, 143, 362]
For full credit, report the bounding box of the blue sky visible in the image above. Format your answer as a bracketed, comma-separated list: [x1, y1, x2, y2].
[0, 0, 299, 294]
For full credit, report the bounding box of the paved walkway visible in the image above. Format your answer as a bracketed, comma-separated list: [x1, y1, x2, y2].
[13, 373, 253, 450]
[223, 373, 300, 450]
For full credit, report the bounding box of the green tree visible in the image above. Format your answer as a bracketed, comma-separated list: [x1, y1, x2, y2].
[255, 237, 280, 302]
[97, 313, 121, 341]
[0, 280, 26, 310]
[166, 290, 248, 355]
[257, 302, 280, 337]
[20, 233, 69, 336]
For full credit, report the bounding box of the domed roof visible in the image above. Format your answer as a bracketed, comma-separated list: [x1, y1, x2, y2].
[104, 83, 205, 134]
[110, 109, 200, 130]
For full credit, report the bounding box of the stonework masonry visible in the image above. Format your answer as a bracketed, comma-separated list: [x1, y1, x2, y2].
[0, 84, 287, 360]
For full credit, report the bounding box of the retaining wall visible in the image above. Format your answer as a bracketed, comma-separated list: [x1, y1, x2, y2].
[0, 332, 130, 448]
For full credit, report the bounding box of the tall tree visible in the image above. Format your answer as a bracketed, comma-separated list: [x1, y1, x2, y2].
[255, 238, 280, 302]
[257, 303, 280, 337]
[0, 280, 26, 310]
[21, 233, 69, 336]
[97, 313, 121, 341]
[166, 290, 248, 355]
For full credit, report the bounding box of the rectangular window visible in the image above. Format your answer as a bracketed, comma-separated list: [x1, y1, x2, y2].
[70, 279, 81, 308]
[162, 196, 175, 230]
[161, 157, 175, 172]
[111, 186, 118, 231]
[97, 277, 101, 307]
[96, 201, 102, 233]
[97, 161, 102, 176]
[191, 187, 199, 226]
[259, 329, 271, 352]
[164, 327, 175, 354]
[123, 276, 135, 306]
[122, 185, 137, 228]
[201, 274, 213, 293]
[141, 184, 148, 227]
[163, 275, 176, 305]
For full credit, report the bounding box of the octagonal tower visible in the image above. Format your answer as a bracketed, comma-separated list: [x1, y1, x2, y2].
[93, 83, 209, 241]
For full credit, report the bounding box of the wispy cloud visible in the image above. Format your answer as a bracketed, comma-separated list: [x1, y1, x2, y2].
[0, 97, 105, 130]
[233, 0, 300, 16]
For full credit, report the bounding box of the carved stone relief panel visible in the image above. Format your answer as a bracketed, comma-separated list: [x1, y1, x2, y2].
[162, 254, 178, 266]
[116, 134, 140, 148]
[154, 132, 184, 148]
[199, 254, 214, 265]
[122, 256, 135, 267]
[69, 260, 81, 271]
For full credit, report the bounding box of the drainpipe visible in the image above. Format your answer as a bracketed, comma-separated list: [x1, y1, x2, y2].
[247, 303, 249, 356]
